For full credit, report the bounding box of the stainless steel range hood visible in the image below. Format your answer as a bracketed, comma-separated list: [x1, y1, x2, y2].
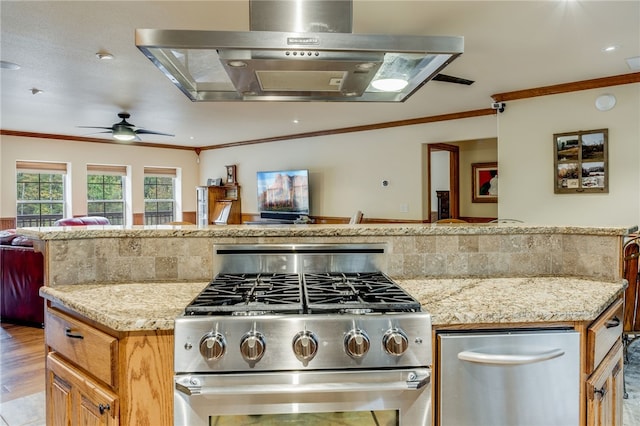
[135, 1, 463, 102]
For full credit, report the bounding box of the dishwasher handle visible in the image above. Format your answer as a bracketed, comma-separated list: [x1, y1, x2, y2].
[457, 348, 565, 365]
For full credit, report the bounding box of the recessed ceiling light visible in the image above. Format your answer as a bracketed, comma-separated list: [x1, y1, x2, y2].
[601, 45, 620, 53]
[95, 51, 114, 60]
[0, 60, 21, 70]
[292, 119, 299, 124]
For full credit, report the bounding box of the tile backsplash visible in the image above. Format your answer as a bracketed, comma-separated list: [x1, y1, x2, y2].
[44, 231, 622, 286]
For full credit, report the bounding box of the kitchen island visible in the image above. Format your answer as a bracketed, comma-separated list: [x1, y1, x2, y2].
[40, 276, 625, 426]
[30, 223, 632, 425]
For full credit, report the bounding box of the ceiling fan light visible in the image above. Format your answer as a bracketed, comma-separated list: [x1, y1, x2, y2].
[112, 125, 136, 141]
[113, 133, 136, 141]
[371, 78, 409, 92]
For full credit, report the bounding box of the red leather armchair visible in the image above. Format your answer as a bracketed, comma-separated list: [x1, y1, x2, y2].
[0, 216, 110, 327]
[0, 230, 44, 327]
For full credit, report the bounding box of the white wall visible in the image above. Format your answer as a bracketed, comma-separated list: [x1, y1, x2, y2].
[0, 136, 199, 220]
[430, 151, 450, 212]
[498, 85, 640, 227]
[199, 116, 496, 221]
[2, 83, 637, 227]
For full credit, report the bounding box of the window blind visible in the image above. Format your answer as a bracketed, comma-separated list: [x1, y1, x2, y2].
[144, 166, 177, 177]
[87, 164, 127, 176]
[16, 160, 67, 173]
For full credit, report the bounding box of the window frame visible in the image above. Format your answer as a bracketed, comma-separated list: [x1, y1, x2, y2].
[87, 164, 128, 225]
[143, 167, 178, 225]
[15, 161, 69, 227]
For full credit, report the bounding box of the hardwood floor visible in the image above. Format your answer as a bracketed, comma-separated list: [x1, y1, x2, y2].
[0, 323, 45, 404]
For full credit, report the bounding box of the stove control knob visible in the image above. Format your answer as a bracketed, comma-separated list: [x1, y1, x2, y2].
[344, 329, 370, 358]
[240, 332, 266, 362]
[199, 332, 226, 361]
[383, 329, 409, 356]
[292, 331, 318, 362]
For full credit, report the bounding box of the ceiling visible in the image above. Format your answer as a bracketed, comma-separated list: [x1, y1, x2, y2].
[1, 1, 638, 149]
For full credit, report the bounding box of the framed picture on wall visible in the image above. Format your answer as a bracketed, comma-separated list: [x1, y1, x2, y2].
[472, 162, 498, 203]
[553, 128, 608, 194]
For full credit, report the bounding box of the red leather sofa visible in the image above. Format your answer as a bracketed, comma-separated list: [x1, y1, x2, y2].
[54, 216, 110, 226]
[0, 216, 110, 327]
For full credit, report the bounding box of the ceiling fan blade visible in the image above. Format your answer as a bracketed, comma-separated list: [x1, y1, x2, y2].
[433, 74, 475, 85]
[81, 131, 113, 136]
[135, 129, 175, 137]
[77, 126, 114, 130]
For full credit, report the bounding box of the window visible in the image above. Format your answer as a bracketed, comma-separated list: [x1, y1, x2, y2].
[87, 164, 126, 225]
[144, 167, 176, 225]
[16, 161, 67, 227]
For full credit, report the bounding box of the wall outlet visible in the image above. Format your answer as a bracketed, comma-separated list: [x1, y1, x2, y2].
[400, 203, 409, 213]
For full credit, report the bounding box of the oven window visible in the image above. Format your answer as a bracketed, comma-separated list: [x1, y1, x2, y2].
[209, 410, 399, 425]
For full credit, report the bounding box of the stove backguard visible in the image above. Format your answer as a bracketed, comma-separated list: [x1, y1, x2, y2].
[212, 243, 388, 276]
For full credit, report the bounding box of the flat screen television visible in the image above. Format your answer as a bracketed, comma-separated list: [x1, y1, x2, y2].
[257, 169, 309, 221]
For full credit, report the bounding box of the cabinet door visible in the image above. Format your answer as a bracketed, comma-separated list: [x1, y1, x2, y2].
[48, 371, 73, 426]
[47, 353, 119, 426]
[586, 339, 623, 426]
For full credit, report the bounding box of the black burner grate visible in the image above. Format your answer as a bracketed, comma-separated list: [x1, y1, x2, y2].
[185, 273, 304, 315]
[185, 272, 421, 315]
[303, 272, 421, 313]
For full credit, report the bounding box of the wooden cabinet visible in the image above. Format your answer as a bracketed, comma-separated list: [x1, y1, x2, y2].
[208, 185, 242, 224]
[586, 340, 624, 426]
[586, 298, 624, 426]
[45, 306, 173, 426]
[47, 352, 118, 426]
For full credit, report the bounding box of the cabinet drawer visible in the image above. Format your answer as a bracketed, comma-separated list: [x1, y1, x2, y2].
[587, 298, 623, 374]
[45, 307, 117, 387]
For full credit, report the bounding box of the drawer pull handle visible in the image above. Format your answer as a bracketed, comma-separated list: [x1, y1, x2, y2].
[594, 386, 607, 399]
[99, 403, 110, 415]
[64, 327, 84, 339]
[605, 317, 621, 328]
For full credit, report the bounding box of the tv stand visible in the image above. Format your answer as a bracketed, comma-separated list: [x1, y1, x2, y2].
[245, 218, 296, 225]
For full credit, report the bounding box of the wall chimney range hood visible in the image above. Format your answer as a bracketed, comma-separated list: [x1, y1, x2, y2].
[135, 1, 464, 102]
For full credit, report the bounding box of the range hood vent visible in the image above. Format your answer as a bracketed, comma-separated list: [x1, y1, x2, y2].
[135, 1, 463, 102]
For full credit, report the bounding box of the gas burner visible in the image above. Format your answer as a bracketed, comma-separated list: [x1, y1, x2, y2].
[303, 272, 421, 313]
[185, 273, 304, 315]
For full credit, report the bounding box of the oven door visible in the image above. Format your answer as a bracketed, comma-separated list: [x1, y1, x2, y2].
[174, 368, 430, 426]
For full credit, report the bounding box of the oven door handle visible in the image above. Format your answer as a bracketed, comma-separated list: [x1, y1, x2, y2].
[176, 371, 430, 396]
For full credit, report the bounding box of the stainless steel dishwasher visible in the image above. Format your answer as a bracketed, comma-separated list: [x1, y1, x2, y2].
[438, 328, 580, 426]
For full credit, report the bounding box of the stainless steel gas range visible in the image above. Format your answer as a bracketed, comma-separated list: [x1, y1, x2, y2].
[174, 244, 432, 426]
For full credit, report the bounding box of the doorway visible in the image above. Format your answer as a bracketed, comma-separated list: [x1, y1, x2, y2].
[427, 144, 460, 222]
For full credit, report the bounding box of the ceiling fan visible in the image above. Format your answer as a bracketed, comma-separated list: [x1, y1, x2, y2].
[79, 112, 174, 141]
[433, 74, 475, 85]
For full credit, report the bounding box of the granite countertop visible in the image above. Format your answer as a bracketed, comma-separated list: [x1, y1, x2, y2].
[398, 277, 625, 325]
[39, 277, 625, 332]
[40, 282, 209, 331]
[20, 223, 636, 240]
